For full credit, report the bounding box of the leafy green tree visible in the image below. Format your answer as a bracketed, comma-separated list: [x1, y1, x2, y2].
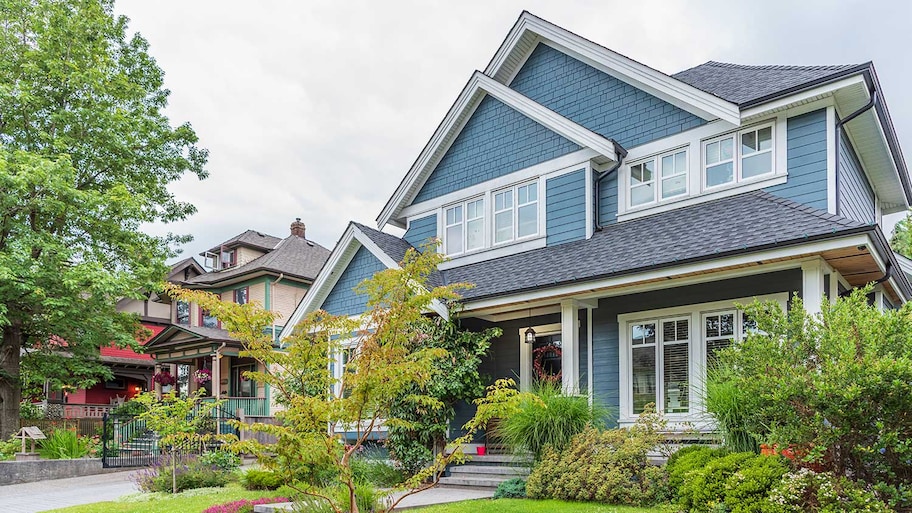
[166, 246, 532, 513]
[890, 210, 912, 258]
[386, 316, 498, 474]
[707, 287, 912, 505]
[0, 0, 206, 438]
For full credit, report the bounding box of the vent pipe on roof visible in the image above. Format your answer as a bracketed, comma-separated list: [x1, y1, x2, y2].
[594, 141, 628, 232]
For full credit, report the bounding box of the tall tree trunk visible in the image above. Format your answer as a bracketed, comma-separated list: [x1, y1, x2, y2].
[0, 324, 23, 440]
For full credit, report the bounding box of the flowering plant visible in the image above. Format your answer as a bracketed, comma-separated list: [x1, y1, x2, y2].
[194, 368, 212, 384]
[153, 371, 176, 386]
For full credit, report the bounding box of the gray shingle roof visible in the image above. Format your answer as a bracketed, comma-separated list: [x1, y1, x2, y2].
[187, 235, 330, 285]
[204, 229, 283, 254]
[443, 191, 870, 301]
[673, 61, 865, 106]
[352, 222, 444, 288]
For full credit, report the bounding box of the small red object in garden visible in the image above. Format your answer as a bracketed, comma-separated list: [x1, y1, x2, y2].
[477, 446, 487, 455]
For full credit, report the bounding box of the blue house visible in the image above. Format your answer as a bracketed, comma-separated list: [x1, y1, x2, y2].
[284, 13, 912, 438]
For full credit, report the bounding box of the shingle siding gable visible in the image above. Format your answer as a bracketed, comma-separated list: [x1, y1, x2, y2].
[412, 95, 580, 204]
[404, 214, 437, 251]
[837, 130, 876, 224]
[510, 43, 706, 149]
[766, 109, 828, 210]
[320, 246, 387, 317]
[546, 168, 587, 246]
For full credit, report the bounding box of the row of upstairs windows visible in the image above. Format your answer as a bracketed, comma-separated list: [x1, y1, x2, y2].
[443, 180, 540, 256]
[627, 122, 776, 209]
[174, 286, 249, 327]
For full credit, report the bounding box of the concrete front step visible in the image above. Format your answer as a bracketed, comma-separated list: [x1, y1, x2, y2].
[438, 475, 514, 488]
[449, 465, 529, 476]
[462, 454, 531, 465]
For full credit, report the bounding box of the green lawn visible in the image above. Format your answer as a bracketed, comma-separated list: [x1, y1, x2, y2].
[41, 484, 291, 513]
[411, 499, 677, 513]
[43, 487, 677, 513]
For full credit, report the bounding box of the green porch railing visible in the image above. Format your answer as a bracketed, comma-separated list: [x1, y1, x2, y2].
[204, 397, 269, 417]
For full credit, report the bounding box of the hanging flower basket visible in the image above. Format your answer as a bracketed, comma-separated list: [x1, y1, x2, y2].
[153, 371, 176, 386]
[533, 344, 562, 383]
[194, 368, 212, 384]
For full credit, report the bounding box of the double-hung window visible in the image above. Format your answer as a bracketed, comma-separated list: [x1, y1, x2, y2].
[703, 310, 736, 368]
[233, 287, 248, 305]
[629, 317, 690, 415]
[703, 123, 774, 189]
[444, 197, 484, 256]
[200, 309, 219, 329]
[494, 181, 538, 245]
[176, 300, 190, 325]
[628, 149, 688, 208]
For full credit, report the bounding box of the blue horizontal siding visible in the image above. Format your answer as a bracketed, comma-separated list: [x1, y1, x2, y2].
[413, 95, 580, 203]
[510, 43, 706, 149]
[320, 246, 387, 317]
[404, 214, 437, 251]
[546, 169, 587, 246]
[766, 109, 828, 211]
[837, 130, 876, 224]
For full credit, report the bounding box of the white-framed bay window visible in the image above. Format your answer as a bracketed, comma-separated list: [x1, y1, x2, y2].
[703, 122, 775, 190]
[444, 197, 484, 256]
[618, 293, 788, 426]
[627, 148, 688, 209]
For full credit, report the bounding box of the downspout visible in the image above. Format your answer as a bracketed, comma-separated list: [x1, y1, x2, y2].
[594, 141, 628, 231]
[834, 85, 878, 217]
[839, 262, 892, 298]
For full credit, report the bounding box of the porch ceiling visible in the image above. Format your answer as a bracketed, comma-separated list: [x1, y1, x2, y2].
[820, 246, 897, 301]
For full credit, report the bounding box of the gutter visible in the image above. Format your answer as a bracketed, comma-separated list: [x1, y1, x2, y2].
[594, 141, 628, 231]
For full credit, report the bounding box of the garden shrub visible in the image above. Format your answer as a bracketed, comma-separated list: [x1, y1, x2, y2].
[132, 454, 232, 493]
[493, 478, 527, 499]
[350, 456, 404, 487]
[201, 496, 291, 513]
[111, 399, 146, 417]
[761, 469, 891, 512]
[19, 400, 43, 420]
[494, 381, 606, 461]
[199, 450, 241, 471]
[665, 445, 729, 496]
[525, 406, 670, 507]
[292, 483, 380, 513]
[723, 455, 790, 513]
[678, 452, 754, 511]
[0, 436, 21, 461]
[37, 428, 91, 459]
[239, 468, 285, 490]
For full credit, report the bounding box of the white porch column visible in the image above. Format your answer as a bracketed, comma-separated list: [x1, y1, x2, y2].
[212, 353, 220, 400]
[561, 299, 580, 394]
[153, 363, 162, 399]
[801, 260, 825, 316]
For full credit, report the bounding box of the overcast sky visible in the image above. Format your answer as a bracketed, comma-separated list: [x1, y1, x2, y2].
[116, 0, 912, 263]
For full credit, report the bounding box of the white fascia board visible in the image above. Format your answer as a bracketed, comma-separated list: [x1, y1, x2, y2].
[460, 233, 873, 313]
[377, 71, 619, 230]
[740, 75, 867, 121]
[486, 12, 740, 125]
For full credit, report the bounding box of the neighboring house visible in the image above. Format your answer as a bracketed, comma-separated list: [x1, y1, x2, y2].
[144, 219, 330, 417]
[49, 258, 204, 419]
[284, 12, 912, 440]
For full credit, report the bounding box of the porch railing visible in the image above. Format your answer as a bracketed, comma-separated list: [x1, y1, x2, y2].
[203, 396, 269, 417]
[62, 404, 114, 419]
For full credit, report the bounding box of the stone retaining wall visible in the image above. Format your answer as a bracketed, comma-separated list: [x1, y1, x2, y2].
[0, 458, 124, 485]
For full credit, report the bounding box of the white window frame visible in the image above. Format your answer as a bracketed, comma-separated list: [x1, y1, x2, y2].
[627, 315, 692, 417]
[626, 147, 689, 210]
[493, 180, 539, 246]
[443, 196, 485, 257]
[702, 121, 776, 192]
[617, 293, 789, 429]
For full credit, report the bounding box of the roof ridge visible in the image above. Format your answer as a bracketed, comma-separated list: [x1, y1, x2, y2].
[698, 61, 860, 71]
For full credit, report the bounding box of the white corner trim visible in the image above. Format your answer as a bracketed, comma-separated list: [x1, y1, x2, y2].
[484, 13, 740, 125]
[826, 106, 837, 214]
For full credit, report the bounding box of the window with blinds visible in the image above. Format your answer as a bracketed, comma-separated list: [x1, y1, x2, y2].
[629, 317, 690, 415]
[662, 318, 689, 413]
[704, 311, 736, 369]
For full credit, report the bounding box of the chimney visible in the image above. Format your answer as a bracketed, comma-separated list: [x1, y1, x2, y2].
[290, 218, 306, 238]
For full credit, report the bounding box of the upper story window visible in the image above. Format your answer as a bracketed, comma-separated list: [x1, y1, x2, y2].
[494, 181, 538, 245]
[176, 300, 190, 325]
[233, 287, 249, 305]
[200, 309, 220, 329]
[444, 198, 484, 256]
[629, 149, 688, 208]
[703, 123, 774, 190]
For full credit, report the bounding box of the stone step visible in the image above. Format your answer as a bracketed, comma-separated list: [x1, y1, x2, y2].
[461, 454, 531, 465]
[438, 475, 512, 488]
[449, 465, 529, 476]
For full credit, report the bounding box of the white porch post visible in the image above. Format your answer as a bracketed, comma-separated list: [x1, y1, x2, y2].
[212, 353, 220, 400]
[801, 260, 825, 316]
[561, 299, 580, 394]
[153, 363, 162, 399]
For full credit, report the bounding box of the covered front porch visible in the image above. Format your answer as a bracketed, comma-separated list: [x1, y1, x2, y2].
[144, 325, 270, 417]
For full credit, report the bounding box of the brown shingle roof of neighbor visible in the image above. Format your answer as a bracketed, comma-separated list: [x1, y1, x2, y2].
[203, 229, 283, 254]
[186, 234, 331, 286]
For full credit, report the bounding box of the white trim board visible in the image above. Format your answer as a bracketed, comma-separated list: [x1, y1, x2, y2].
[485, 12, 740, 125]
[376, 71, 619, 230]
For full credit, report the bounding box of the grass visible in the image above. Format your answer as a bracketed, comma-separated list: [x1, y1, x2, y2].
[40, 483, 290, 513]
[410, 499, 678, 513]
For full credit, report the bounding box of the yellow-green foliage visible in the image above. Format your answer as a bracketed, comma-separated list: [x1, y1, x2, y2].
[525, 407, 670, 506]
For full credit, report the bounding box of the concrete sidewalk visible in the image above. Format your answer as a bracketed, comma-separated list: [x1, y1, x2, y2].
[0, 470, 137, 513]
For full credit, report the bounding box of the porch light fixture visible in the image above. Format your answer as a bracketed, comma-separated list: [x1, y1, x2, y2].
[524, 308, 536, 344]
